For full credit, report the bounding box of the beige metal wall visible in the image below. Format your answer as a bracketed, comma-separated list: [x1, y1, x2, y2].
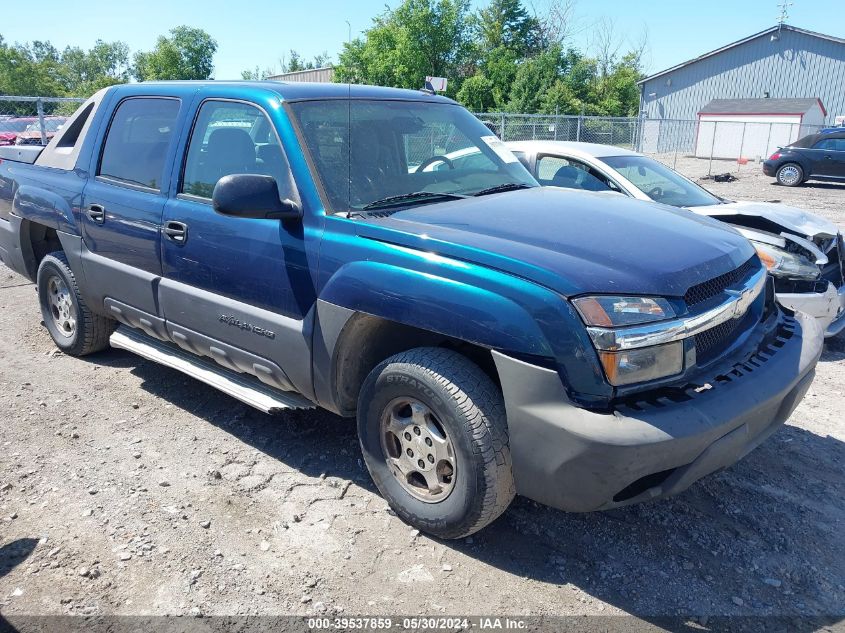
[266, 67, 334, 83]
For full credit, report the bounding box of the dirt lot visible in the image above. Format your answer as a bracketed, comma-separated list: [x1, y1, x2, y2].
[1, 165, 844, 628]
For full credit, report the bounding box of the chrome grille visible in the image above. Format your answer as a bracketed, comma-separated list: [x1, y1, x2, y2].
[684, 257, 758, 308]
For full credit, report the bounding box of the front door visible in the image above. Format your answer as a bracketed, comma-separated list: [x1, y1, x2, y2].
[159, 96, 317, 395]
[810, 137, 845, 178]
[81, 96, 182, 317]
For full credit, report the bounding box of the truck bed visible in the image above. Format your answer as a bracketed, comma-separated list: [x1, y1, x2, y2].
[0, 145, 43, 164]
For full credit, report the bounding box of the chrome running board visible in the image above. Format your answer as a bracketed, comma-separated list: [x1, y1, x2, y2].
[109, 325, 314, 413]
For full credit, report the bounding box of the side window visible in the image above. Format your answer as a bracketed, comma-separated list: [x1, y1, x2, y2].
[537, 155, 571, 182]
[813, 138, 836, 150]
[99, 98, 180, 190]
[537, 155, 611, 192]
[181, 100, 296, 201]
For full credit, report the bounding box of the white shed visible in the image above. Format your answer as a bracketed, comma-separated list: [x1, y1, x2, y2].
[694, 98, 827, 159]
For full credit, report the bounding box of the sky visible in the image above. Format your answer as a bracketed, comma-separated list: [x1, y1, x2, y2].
[2, 0, 841, 79]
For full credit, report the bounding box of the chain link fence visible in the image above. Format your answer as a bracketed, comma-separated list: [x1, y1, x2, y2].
[0, 96, 85, 147]
[476, 112, 827, 175]
[0, 96, 829, 177]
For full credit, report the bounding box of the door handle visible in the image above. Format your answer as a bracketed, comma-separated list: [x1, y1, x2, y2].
[87, 204, 105, 224]
[163, 221, 188, 244]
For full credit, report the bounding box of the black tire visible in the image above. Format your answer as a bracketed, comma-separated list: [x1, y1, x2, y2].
[357, 347, 514, 539]
[775, 163, 804, 187]
[37, 251, 116, 356]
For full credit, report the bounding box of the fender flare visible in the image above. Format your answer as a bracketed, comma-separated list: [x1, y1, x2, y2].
[14, 184, 78, 234]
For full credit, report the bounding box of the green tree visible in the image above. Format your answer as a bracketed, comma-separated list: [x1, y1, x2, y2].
[506, 46, 567, 113]
[59, 40, 130, 95]
[455, 73, 494, 111]
[476, 0, 541, 58]
[0, 37, 63, 97]
[133, 26, 217, 81]
[482, 45, 518, 110]
[334, 0, 472, 95]
[286, 50, 305, 72]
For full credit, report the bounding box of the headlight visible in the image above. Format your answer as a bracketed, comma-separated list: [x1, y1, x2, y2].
[573, 295, 682, 385]
[598, 342, 684, 386]
[752, 241, 819, 280]
[572, 296, 676, 327]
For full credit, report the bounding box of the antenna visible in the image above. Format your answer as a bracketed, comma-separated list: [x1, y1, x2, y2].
[776, 0, 791, 25]
[771, 0, 791, 41]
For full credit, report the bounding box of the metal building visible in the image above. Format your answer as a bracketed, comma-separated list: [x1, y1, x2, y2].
[638, 25, 845, 125]
[266, 67, 335, 83]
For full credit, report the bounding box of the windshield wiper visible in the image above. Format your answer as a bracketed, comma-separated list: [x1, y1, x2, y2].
[472, 183, 534, 197]
[362, 191, 468, 211]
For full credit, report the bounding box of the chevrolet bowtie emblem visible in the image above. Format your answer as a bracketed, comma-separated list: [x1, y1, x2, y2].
[726, 286, 755, 319]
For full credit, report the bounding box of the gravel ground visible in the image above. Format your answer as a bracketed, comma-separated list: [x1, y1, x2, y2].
[1, 166, 844, 628]
[655, 154, 845, 230]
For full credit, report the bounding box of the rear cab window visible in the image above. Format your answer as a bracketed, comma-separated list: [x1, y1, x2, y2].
[98, 97, 180, 191]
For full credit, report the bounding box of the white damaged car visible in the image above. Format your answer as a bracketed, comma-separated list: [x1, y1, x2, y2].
[507, 140, 845, 338]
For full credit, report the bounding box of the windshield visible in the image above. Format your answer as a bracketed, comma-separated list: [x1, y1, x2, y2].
[600, 155, 722, 208]
[289, 100, 537, 212]
[0, 119, 34, 133]
[23, 118, 66, 133]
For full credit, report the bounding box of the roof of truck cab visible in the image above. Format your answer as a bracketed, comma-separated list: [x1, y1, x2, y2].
[107, 81, 456, 104]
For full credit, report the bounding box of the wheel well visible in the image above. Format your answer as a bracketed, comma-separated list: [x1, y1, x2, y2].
[331, 313, 499, 416]
[22, 221, 62, 279]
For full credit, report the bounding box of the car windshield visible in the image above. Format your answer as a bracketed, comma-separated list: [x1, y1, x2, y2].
[0, 119, 34, 133]
[23, 118, 65, 133]
[600, 155, 722, 208]
[288, 99, 537, 212]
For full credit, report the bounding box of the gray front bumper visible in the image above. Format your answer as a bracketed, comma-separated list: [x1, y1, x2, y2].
[492, 311, 823, 513]
[777, 281, 845, 338]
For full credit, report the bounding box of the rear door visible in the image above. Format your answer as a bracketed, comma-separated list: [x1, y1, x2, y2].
[80, 95, 184, 319]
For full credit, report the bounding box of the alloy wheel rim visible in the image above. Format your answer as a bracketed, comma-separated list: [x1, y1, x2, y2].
[780, 166, 800, 185]
[380, 397, 456, 503]
[47, 275, 76, 338]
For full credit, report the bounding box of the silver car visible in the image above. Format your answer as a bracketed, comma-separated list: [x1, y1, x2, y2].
[507, 140, 845, 338]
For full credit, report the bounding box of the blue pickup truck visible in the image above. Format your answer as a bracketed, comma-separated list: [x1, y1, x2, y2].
[0, 82, 823, 538]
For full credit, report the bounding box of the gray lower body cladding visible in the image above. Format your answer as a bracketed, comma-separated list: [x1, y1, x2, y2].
[493, 310, 823, 513]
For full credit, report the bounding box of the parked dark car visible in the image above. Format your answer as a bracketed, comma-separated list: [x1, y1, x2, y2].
[14, 116, 67, 146]
[763, 131, 845, 186]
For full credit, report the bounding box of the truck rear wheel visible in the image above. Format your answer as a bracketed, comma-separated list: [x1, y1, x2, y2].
[37, 252, 115, 356]
[357, 347, 514, 539]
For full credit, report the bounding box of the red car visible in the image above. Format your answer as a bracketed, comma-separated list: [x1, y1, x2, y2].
[15, 116, 68, 146]
[0, 117, 37, 146]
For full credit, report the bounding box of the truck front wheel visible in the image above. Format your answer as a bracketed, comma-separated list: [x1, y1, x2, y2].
[357, 347, 515, 539]
[37, 252, 115, 356]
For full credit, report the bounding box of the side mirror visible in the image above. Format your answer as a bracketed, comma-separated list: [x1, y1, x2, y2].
[212, 174, 301, 221]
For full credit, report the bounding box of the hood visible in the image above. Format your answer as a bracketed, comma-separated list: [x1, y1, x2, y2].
[688, 200, 840, 238]
[357, 187, 755, 298]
